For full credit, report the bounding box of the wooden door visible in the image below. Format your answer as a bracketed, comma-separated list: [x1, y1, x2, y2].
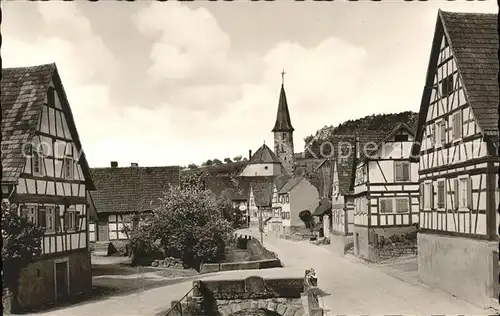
[55, 261, 69, 300]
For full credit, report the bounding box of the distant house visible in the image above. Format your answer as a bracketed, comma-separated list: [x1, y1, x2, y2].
[270, 176, 319, 237]
[313, 136, 357, 254]
[1, 64, 94, 310]
[411, 10, 499, 306]
[353, 123, 419, 262]
[89, 163, 180, 246]
[239, 144, 288, 177]
[248, 181, 274, 231]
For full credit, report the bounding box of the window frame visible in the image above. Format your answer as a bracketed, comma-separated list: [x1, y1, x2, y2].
[32, 148, 43, 176]
[379, 198, 393, 214]
[452, 111, 463, 141]
[424, 181, 433, 210]
[63, 156, 74, 180]
[434, 120, 442, 148]
[440, 120, 446, 144]
[441, 74, 454, 97]
[394, 161, 410, 182]
[395, 198, 410, 214]
[437, 180, 446, 209]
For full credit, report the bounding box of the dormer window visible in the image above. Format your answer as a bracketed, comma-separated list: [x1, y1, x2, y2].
[394, 134, 408, 142]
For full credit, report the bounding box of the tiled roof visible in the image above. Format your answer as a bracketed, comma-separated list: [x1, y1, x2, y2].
[1, 63, 94, 189]
[1, 64, 54, 182]
[273, 175, 292, 191]
[312, 198, 332, 216]
[441, 11, 498, 135]
[299, 158, 331, 197]
[251, 181, 274, 207]
[272, 84, 294, 132]
[204, 176, 250, 200]
[89, 166, 180, 214]
[278, 176, 304, 194]
[248, 144, 282, 164]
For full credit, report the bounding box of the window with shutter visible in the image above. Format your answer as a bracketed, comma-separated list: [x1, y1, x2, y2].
[395, 198, 409, 213]
[32, 151, 42, 175]
[395, 162, 403, 181]
[437, 181, 445, 208]
[453, 179, 459, 209]
[64, 211, 70, 230]
[467, 178, 472, 209]
[380, 199, 393, 214]
[420, 183, 424, 207]
[440, 121, 446, 143]
[38, 207, 47, 229]
[434, 123, 440, 146]
[395, 162, 410, 182]
[459, 178, 468, 208]
[27, 205, 37, 224]
[453, 112, 462, 140]
[74, 211, 80, 231]
[430, 182, 434, 209]
[46, 206, 55, 232]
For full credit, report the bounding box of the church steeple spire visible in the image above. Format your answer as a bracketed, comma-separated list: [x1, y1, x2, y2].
[272, 70, 294, 133]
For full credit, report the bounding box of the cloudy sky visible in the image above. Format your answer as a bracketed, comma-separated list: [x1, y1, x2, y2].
[2, 1, 497, 168]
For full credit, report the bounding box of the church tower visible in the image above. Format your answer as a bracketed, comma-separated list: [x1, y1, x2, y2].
[272, 70, 295, 175]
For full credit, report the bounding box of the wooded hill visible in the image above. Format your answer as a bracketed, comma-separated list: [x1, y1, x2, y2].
[303, 111, 419, 159]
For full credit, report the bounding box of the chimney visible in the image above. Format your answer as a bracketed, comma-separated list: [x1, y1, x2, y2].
[249, 150, 252, 160]
[110, 161, 118, 168]
[131, 163, 138, 167]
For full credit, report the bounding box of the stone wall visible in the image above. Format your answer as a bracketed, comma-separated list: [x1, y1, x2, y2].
[418, 233, 498, 308]
[247, 237, 279, 261]
[166, 272, 325, 316]
[200, 259, 282, 274]
[13, 249, 92, 312]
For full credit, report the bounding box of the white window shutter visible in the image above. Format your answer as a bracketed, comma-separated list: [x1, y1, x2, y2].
[467, 177, 472, 209]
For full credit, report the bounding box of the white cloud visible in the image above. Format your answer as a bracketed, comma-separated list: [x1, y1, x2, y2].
[134, 2, 232, 81]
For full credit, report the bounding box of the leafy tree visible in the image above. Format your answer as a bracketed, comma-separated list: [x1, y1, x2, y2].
[212, 159, 223, 165]
[218, 188, 243, 228]
[299, 210, 315, 232]
[126, 186, 234, 270]
[233, 155, 242, 162]
[180, 171, 209, 190]
[202, 159, 213, 166]
[223, 158, 232, 164]
[2, 202, 45, 313]
[187, 163, 198, 169]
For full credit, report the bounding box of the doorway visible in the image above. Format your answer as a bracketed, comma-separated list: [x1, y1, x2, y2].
[54, 260, 69, 300]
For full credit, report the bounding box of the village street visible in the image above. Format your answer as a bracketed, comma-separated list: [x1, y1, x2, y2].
[34, 229, 494, 316]
[237, 228, 494, 315]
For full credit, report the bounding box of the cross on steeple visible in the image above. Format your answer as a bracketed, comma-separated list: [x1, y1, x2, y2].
[281, 69, 286, 85]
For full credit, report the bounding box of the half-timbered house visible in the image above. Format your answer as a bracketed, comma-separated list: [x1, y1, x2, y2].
[89, 163, 180, 249]
[270, 176, 319, 237]
[1, 63, 94, 310]
[410, 10, 499, 306]
[353, 123, 419, 262]
[321, 136, 357, 254]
